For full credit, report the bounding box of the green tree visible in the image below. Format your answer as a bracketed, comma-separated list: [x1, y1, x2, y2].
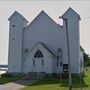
[84, 52, 90, 66]
[84, 52, 90, 61]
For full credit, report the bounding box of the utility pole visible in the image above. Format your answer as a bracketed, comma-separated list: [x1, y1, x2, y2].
[21, 30, 24, 78]
[59, 17, 72, 90]
[65, 18, 72, 90]
[80, 61, 83, 90]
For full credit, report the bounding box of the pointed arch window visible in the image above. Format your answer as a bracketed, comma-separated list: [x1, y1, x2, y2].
[34, 50, 43, 58]
[57, 48, 63, 67]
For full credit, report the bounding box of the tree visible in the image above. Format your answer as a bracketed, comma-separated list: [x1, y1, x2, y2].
[84, 52, 90, 62]
[84, 52, 90, 66]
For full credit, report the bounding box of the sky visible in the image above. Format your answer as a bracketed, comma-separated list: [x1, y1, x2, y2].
[0, 0, 90, 64]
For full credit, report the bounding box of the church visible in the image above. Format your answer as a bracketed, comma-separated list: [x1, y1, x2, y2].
[8, 7, 84, 76]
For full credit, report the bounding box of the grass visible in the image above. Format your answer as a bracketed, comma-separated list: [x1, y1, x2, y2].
[22, 67, 90, 90]
[0, 74, 21, 85]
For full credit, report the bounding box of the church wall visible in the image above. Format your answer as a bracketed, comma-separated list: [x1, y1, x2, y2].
[8, 14, 28, 73]
[23, 43, 54, 74]
[8, 9, 81, 74]
[63, 12, 80, 74]
[23, 13, 68, 73]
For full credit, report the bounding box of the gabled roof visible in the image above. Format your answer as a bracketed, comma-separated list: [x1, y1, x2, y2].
[25, 42, 55, 58]
[39, 42, 55, 56]
[61, 7, 81, 20]
[8, 11, 29, 23]
[24, 10, 62, 31]
[80, 45, 84, 52]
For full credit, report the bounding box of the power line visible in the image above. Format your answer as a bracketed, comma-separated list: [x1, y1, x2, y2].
[82, 17, 90, 19]
[81, 17, 90, 20]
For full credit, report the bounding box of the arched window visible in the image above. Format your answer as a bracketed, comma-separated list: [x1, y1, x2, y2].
[33, 59, 35, 66]
[34, 50, 43, 58]
[57, 48, 63, 67]
[57, 48, 63, 58]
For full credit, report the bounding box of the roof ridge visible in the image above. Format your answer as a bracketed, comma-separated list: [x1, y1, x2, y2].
[24, 10, 62, 31]
[61, 7, 81, 20]
[24, 42, 55, 59]
[8, 11, 29, 23]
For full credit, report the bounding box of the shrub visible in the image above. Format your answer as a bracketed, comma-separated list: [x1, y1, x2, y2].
[1, 73, 13, 78]
[62, 73, 68, 79]
[52, 73, 57, 77]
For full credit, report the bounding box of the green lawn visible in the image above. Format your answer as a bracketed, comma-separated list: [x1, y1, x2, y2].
[0, 74, 21, 85]
[22, 67, 90, 90]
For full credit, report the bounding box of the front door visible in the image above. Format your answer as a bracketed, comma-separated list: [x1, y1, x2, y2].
[33, 50, 44, 73]
[36, 58, 42, 72]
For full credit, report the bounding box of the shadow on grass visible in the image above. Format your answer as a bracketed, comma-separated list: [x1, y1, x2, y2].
[28, 75, 89, 89]
[6, 74, 88, 89]
[0, 76, 21, 85]
[60, 75, 89, 88]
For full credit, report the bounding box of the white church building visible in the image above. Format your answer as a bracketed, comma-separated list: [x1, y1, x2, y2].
[8, 7, 84, 75]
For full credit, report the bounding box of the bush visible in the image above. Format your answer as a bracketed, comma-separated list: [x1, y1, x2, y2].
[52, 73, 57, 77]
[87, 62, 90, 66]
[84, 61, 90, 66]
[1, 73, 13, 78]
[62, 73, 68, 79]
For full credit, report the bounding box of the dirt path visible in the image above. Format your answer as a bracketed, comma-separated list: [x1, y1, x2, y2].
[0, 80, 37, 90]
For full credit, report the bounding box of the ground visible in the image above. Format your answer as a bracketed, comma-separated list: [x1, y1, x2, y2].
[0, 75, 21, 85]
[0, 80, 37, 90]
[0, 67, 90, 90]
[22, 67, 90, 90]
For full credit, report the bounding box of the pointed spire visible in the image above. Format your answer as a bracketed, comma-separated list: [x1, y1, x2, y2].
[8, 11, 29, 23]
[60, 7, 81, 20]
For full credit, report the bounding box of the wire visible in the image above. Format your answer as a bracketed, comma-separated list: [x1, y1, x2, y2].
[82, 17, 90, 19]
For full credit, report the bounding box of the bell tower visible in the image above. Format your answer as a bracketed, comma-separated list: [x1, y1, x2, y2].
[61, 7, 81, 73]
[8, 11, 28, 74]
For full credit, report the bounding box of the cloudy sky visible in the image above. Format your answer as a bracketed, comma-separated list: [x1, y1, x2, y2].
[0, 0, 90, 64]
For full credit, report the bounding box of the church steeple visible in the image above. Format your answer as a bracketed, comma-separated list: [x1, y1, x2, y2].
[8, 11, 29, 23]
[61, 7, 81, 20]
[8, 11, 29, 73]
[60, 7, 81, 74]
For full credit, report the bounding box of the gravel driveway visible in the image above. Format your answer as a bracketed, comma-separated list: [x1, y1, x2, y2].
[0, 80, 37, 90]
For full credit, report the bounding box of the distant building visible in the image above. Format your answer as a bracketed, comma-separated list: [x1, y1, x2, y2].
[8, 7, 84, 75]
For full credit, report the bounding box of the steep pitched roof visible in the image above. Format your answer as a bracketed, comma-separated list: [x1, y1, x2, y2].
[39, 42, 55, 56]
[80, 45, 84, 52]
[61, 7, 81, 20]
[8, 11, 29, 23]
[24, 10, 62, 31]
[24, 41, 55, 59]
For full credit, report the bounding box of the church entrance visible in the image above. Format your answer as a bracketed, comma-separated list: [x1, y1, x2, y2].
[32, 50, 45, 79]
[33, 50, 44, 73]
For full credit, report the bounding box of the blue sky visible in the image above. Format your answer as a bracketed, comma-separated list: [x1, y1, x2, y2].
[0, 1, 90, 64]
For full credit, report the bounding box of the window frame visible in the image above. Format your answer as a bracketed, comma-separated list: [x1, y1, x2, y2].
[42, 59, 44, 66]
[63, 64, 69, 72]
[33, 59, 35, 66]
[34, 50, 43, 58]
